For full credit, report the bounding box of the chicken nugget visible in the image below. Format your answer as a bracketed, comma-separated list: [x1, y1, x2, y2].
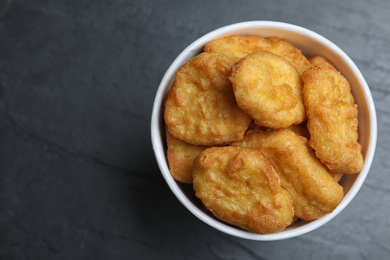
[308, 55, 335, 68]
[204, 35, 310, 73]
[166, 129, 208, 183]
[230, 50, 306, 128]
[231, 129, 344, 221]
[164, 52, 252, 146]
[204, 35, 271, 63]
[302, 64, 363, 174]
[267, 37, 311, 74]
[193, 146, 294, 234]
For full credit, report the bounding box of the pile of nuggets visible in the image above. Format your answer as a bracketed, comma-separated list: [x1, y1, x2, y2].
[164, 35, 363, 234]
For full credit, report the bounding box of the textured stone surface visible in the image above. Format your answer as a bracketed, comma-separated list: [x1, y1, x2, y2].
[0, 0, 389, 259]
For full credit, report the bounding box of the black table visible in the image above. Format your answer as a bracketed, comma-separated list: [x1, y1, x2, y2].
[1, 0, 389, 259]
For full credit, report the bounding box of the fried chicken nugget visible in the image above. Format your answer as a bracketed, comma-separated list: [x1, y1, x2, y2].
[204, 35, 310, 73]
[308, 55, 335, 68]
[230, 50, 306, 128]
[231, 129, 344, 221]
[166, 129, 208, 183]
[204, 35, 270, 63]
[164, 52, 252, 146]
[193, 146, 294, 234]
[267, 37, 311, 74]
[302, 64, 363, 174]
[284, 126, 340, 181]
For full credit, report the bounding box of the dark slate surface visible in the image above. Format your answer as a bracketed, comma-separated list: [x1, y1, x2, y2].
[0, 0, 389, 259]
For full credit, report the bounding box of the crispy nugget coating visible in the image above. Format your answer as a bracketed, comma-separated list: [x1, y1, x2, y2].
[193, 146, 294, 234]
[204, 35, 310, 73]
[267, 37, 311, 74]
[164, 52, 252, 146]
[231, 129, 344, 221]
[308, 55, 335, 68]
[302, 64, 363, 174]
[230, 50, 306, 128]
[166, 129, 208, 183]
[205, 35, 270, 63]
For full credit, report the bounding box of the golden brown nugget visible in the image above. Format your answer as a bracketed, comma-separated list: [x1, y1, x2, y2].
[193, 146, 294, 234]
[166, 130, 208, 183]
[204, 35, 271, 63]
[230, 50, 306, 128]
[164, 52, 252, 146]
[308, 55, 335, 68]
[302, 64, 363, 174]
[231, 129, 344, 221]
[267, 37, 311, 74]
[204, 35, 310, 73]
